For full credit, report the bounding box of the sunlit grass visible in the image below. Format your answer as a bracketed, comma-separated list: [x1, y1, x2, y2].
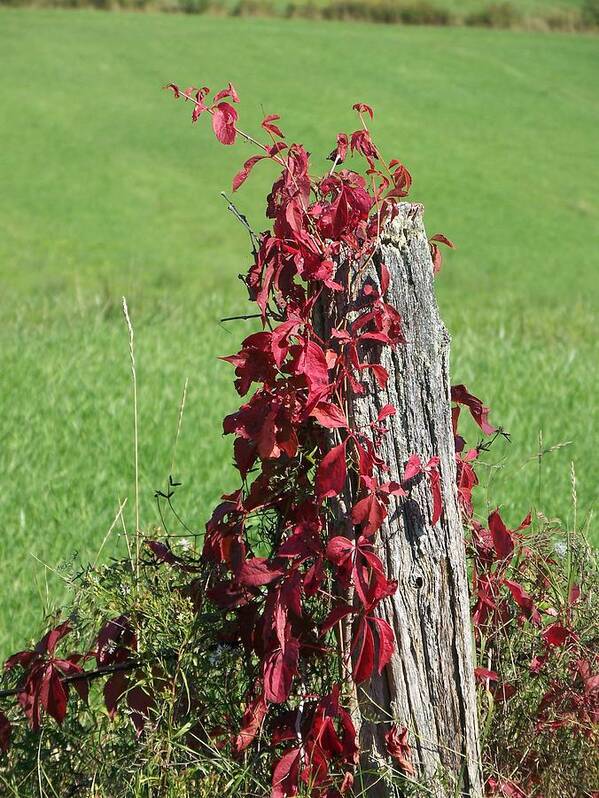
[0, 8, 597, 655]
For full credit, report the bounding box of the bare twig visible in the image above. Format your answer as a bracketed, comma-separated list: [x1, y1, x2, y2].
[0, 658, 148, 700]
[94, 498, 128, 568]
[220, 313, 263, 323]
[220, 192, 259, 251]
[170, 377, 189, 478]
[122, 297, 140, 575]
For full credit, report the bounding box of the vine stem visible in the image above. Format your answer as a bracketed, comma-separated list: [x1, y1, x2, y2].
[0, 658, 158, 700]
[178, 88, 286, 167]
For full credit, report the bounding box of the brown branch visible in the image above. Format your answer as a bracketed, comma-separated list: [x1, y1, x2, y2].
[0, 656, 173, 700]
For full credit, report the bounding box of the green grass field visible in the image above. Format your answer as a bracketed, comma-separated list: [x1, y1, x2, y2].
[0, 8, 597, 655]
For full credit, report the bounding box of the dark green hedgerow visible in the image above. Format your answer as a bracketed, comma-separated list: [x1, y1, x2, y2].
[0, 0, 597, 31]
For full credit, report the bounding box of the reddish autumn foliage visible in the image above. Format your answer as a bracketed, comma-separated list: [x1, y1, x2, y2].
[4, 621, 87, 731]
[385, 723, 415, 776]
[158, 84, 458, 794]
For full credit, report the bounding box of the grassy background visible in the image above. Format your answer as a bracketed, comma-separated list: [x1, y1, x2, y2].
[0, 8, 597, 655]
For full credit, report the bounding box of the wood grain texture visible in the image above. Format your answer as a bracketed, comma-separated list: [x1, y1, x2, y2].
[315, 203, 482, 797]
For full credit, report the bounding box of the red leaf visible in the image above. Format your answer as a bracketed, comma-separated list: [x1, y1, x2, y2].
[40, 667, 68, 725]
[127, 685, 154, 737]
[379, 262, 391, 294]
[451, 384, 496, 435]
[504, 579, 541, 625]
[488, 509, 514, 562]
[96, 615, 136, 667]
[352, 102, 374, 119]
[303, 556, 325, 596]
[234, 693, 268, 753]
[213, 82, 239, 103]
[297, 339, 330, 391]
[369, 363, 389, 388]
[516, 511, 532, 531]
[212, 102, 238, 145]
[237, 557, 286, 587]
[146, 540, 200, 573]
[310, 402, 348, 429]
[387, 162, 412, 199]
[326, 536, 354, 566]
[381, 480, 407, 497]
[263, 637, 300, 704]
[371, 616, 394, 673]
[315, 441, 347, 500]
[351, 494, 387, 537]
[350, 129, 379, 164]
[188, 87, 210, 123]
[232, 155, 264, 192]
[56, 658, 87, 703]
[427, 461, 442, 525]
[104, 670, 128, 720]
[320, 603, 354, 634]
[261, 114, 284, 138]
[37, 620, 72, 656]
[385, 724, 415, 776]
[402, 454, 423, 482]
[271, 747, 301, 798]
[164, 83, 180, 98]
[327, 132, 349, 163]
[0, 713, 11, 753]
[430, 243, 443, 274]
[352, 618, 375, 683]
[249, 412, 286, 462]
[4, 649, 37, 671]
[376, 404, 396, 423]
[191, 100, 206, 123]
[474, 667, 499, 684]
[430, 233, 455, 249]
[146, 539, 181, 566]
[542, 623, 577, 648]
[429, 234, 454, 274]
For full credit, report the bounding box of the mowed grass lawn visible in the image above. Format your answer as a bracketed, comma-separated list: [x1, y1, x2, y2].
[0, 8, 598, 655]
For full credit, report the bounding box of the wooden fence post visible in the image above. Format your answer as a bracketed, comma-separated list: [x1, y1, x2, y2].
[315, 203, 483, 797]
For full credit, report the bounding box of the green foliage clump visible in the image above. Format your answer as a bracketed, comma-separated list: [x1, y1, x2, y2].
[0, 546, 276, 797]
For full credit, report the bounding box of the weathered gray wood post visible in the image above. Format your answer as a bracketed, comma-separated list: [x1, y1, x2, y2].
[316, 203, 482, 797]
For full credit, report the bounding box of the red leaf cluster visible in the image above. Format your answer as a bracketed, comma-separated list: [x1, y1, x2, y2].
[385, 723, 415, 776]
[4, 621, 86, 731]
[159, 89, 449, 794]
[451, 391, 596, 794]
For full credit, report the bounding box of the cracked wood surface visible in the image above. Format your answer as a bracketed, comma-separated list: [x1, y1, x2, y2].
[315, 203, 482, 797]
